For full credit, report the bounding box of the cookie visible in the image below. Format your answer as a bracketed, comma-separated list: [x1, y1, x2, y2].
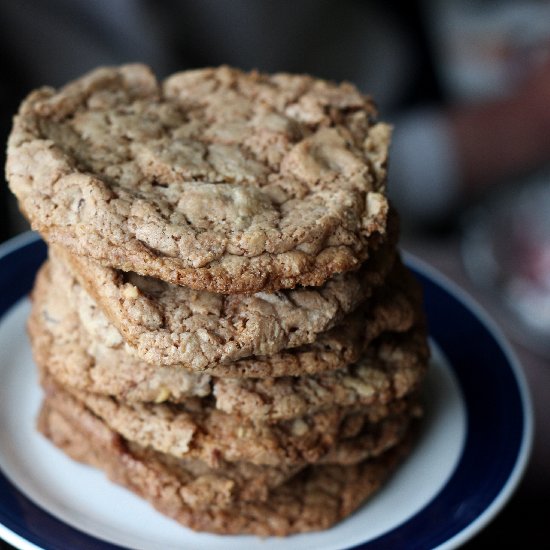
[40, 371, 414, 468]
[42, 250, 422, 376]
[7, 64, 391, 293]
[30, 259, 427, 421]
[38, 390, 303, 508]
[30, 274, 427, 421]
[128, 442, 303, 509]
[37, 386, 416, 510]
[212, 331, 428, 422]
[49, 219, 396, 368]
[28, 270, 213, 403]
[38, 395, 414, 536]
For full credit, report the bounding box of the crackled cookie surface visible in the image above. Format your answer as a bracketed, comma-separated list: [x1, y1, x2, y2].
[29, 262, 213, 403]
[30, 259, 428, 418]
[7, 64, 391, 292]
[40, 371, 413, 468]
[50, 219, 396, 367]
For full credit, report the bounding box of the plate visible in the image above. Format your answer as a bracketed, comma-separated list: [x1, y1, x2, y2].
[0, 233, 533, 550]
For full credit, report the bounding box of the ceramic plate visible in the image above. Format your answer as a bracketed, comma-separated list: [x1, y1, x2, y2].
[0, 233, 532, 550]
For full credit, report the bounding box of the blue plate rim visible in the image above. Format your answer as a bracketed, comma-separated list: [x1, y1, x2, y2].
[401, 251, 534, 550]
[0, 232, 534, 550]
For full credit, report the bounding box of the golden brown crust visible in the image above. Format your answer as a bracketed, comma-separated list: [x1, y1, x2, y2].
[40, 369, 414, 468]
[29, 257, 428, 422]
[49, 220, 397, 368]
[7, 64, 391, 293]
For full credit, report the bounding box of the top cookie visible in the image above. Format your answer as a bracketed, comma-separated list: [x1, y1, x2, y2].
[7, 64, 391, 293]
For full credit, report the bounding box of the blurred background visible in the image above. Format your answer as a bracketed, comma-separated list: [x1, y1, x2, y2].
[1, 0, 549, 547]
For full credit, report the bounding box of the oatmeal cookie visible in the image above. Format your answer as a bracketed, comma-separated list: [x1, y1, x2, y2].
[7, 64, 391, 293]
[49, 221, 396, 368]
[30, 258, 426, 419]
[30, 275, 427, 421]
[38, 396, 414, 536]
[213, 331, 428, 422]
[40, 371, 414, 468]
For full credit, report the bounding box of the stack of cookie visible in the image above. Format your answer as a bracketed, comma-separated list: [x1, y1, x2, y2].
[6, 65, 430, 536]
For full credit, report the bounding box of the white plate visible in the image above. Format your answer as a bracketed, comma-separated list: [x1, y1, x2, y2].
[0, 233, 533, 550]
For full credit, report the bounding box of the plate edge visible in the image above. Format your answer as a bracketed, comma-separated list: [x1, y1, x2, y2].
[402, 249, 535, 550]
